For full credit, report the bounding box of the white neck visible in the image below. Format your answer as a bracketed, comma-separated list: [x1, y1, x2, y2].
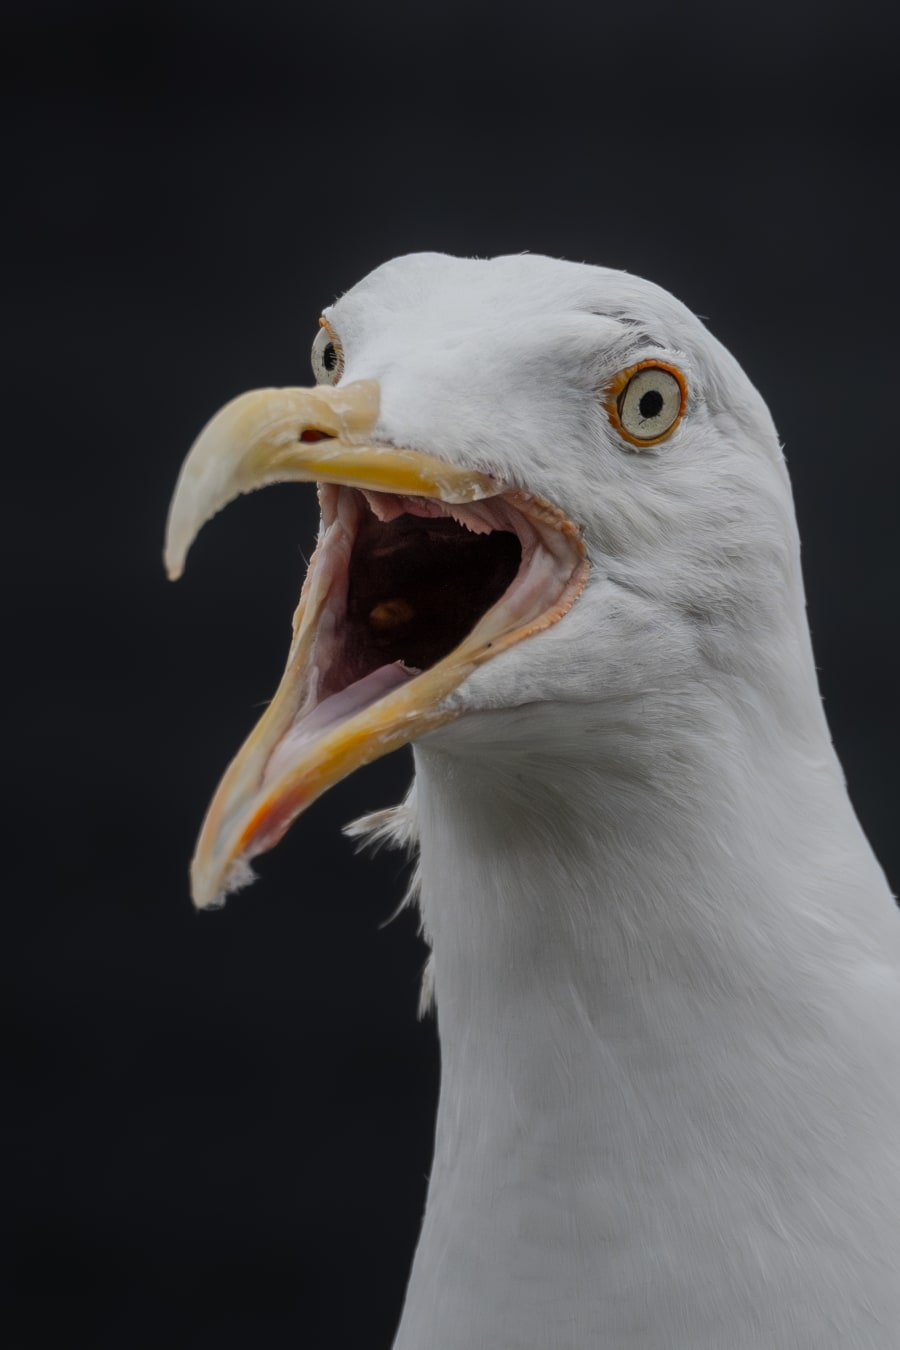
[392, 688, 900, 1350]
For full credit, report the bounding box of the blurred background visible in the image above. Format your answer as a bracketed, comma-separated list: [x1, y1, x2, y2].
[5, 1, 898, 1345]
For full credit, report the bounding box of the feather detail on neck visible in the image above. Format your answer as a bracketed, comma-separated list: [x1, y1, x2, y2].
[344, 785, 434, 1014]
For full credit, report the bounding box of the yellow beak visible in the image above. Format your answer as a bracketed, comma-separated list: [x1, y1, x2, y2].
[164, 380, 497, 581]
[165, 379, 587, 910]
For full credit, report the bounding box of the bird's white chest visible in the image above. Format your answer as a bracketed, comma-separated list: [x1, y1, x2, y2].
[390, 739, 900, 1350]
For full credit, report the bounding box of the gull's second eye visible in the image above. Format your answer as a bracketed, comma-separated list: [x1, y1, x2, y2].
[607, 361, 687, 448]
[311, 321, 344, 385]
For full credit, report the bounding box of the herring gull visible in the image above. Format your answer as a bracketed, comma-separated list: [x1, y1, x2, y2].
[165, 253, 900, 1349]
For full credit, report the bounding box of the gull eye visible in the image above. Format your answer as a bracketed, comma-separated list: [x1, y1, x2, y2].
[607, 361, 687, 448]
[311, 320, 344, 386]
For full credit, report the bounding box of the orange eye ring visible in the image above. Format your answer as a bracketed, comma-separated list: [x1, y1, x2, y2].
[311, 315, 345, 385]
[605, 360, 688, 448]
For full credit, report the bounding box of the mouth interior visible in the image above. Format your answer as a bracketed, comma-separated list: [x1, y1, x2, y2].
[338, 508, 522, 688]
[262, 490, 526, 779]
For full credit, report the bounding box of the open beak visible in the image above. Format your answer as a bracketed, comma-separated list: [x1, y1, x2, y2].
[165, 379, 588, 910]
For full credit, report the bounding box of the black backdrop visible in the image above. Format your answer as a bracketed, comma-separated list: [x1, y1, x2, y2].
[6, 2, 899, 1346]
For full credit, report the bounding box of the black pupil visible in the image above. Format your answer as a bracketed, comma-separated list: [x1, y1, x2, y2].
[638, 388, 664, 419]
[322, 341, 337, 373]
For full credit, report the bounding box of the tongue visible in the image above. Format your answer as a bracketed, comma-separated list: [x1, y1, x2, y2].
[263, 662, 419, 786]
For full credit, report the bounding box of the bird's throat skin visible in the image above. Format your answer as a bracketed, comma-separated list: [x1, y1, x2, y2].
[393, 696, 900, 1350]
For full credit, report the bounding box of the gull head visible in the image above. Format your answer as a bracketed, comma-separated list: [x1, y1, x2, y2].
[165, 252, 807, 909]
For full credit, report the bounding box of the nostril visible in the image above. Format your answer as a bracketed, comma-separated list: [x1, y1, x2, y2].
[299, 429, 335, 443]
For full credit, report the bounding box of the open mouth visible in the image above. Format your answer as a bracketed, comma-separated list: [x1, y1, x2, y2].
[260, 484, 585, 801]
[164, 377, 589, 907]
[345, 499, 522, 677]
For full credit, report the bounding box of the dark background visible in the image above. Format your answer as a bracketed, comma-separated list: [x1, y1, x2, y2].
[6, 1, 899, 1346]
